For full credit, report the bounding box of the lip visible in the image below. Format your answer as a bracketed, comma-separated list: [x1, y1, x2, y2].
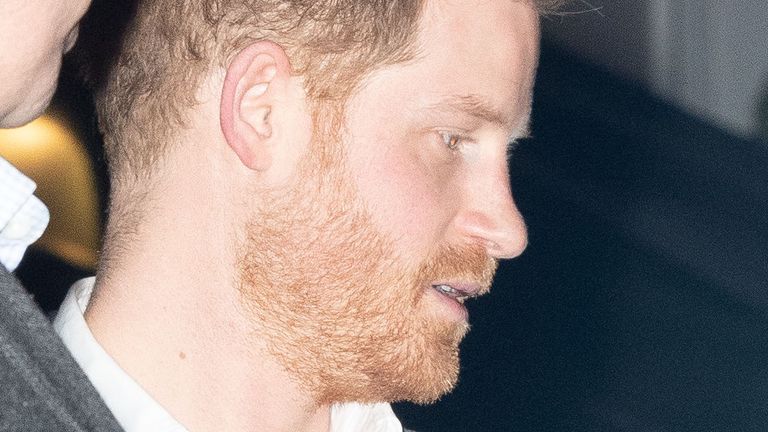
[426, 281, 486, 322]
[426, 287, 469, 321]
[432, 281, 484, 299]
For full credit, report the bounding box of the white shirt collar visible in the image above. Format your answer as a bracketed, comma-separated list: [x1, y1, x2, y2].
[54, 278, 187, 431]
[0, 157, 49, 272]
[54, 277, 404, 432]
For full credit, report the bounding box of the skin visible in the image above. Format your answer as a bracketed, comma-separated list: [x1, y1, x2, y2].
[237, 119, 498, 405]
[0, 0, 91, 128]
[85, 1, 539, 431]
[234, 0, 538, 406]
[343, 0, 534, 272]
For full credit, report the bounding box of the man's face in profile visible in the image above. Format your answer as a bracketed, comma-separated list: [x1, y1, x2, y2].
[239, 0, 538, 405]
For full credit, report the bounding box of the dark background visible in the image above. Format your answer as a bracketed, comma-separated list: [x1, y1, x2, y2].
[393, 42, 768, 431]
[14, 8, 768, 432]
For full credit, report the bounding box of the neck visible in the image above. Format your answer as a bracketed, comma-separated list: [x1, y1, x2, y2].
[85, 161, 331, 432]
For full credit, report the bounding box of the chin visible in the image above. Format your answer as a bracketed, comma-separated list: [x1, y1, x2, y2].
[1, 92, 55, 129]
[393, 323, 469, 405]
[1, 63, 61, 128]
[329, 319, 469, 406]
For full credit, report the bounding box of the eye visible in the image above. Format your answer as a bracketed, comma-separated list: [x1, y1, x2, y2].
[439, 132, 463, 151]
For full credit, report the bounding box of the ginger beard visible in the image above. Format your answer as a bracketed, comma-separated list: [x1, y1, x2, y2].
[237, 114, 498, 405]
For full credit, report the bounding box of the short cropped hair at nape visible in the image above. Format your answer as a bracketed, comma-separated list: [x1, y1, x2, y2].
[94, 0, 568, 182]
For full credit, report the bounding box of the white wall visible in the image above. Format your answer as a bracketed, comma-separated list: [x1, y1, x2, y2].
[544, 0, 768, 140]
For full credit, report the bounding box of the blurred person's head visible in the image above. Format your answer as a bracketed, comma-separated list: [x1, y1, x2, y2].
[89, 0, 561, 413]
[0, 0, 91, 128]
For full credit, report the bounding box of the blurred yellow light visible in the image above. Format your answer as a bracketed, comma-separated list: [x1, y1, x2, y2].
[0, 114, 100, 270]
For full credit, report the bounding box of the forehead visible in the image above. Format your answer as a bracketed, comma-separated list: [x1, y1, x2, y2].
[349, 0, 540, 132]
[422, 0, 539, 107]
[420, 0, 539, 52]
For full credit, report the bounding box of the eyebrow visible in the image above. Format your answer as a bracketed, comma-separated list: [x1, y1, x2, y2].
[427, 93, 532, 138]
[428, 94, 510, 128]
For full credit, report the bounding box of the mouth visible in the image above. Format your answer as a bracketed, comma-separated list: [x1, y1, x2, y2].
[427, 282, 484, 322]
[431, 283, 479, 304]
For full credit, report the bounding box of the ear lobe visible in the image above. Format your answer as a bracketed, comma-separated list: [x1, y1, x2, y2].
[220, 42, 289, 171]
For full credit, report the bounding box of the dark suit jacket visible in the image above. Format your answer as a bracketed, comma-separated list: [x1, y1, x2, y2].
[0, 266, 121, 431]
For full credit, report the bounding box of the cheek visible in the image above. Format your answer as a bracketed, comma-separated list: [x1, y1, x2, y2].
[25, 55, 62, 111]
[0, 57, 61, 126]
[18, 30, 65, 92]
[354, 141, 457, 259]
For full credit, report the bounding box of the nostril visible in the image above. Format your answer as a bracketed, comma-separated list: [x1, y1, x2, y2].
[488, 226, 528, 260]
[453, 208, 527, 258]
[484, 238, 501, 252]
[466, 235, 499, 252]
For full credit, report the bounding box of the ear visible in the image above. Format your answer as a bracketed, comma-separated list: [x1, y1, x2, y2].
[220, 41, 298, 171]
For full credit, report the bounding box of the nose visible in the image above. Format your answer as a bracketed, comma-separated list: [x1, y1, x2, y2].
[453, 169, 528, 260]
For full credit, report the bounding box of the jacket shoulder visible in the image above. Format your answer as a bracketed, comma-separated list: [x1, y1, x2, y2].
[0, 269, 122, 431]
